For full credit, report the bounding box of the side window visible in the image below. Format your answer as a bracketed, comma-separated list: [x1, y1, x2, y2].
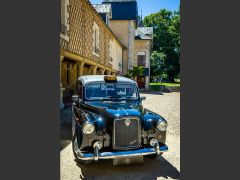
[76, 81, 83, 99]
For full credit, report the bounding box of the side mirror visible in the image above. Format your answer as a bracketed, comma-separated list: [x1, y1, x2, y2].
[72, 95, 83, 105]
[72, 95, 79, 102]
[140, 96, 146, 101]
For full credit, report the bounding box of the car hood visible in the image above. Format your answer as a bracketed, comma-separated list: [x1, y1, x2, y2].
[83, 100, 143, 118]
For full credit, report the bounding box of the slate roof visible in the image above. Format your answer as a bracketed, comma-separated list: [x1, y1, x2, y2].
[137, 27, 153, 35]
[135, 28, 152, 40]
[102, 0, 138, 21]
[92, 4, 112, 14]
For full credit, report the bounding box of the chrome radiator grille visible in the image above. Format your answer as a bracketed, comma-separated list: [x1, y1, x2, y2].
[113, 117, 141, 150]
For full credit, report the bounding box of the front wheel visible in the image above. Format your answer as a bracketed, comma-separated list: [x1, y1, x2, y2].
[145, 153, 163, 159]
[72, 132, 92, 165]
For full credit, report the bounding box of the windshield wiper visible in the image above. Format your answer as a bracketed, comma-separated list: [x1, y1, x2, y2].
[99, 96, 136, 101]
[99, 96, 120, 101]
[119, 96, 136, 100]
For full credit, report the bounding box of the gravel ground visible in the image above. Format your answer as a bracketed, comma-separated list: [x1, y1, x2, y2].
[60, 92, 180, 180]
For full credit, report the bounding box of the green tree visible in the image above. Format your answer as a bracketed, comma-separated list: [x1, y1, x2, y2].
[150, 51, 167, 77]
[144, 8, 180, 82]
[125, 66, 144, 81]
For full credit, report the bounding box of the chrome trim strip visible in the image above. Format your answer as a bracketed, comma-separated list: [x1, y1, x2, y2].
[75, 145, 168, 161]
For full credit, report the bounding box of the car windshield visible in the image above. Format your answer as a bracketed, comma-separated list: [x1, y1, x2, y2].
[85, 83, 139, 100]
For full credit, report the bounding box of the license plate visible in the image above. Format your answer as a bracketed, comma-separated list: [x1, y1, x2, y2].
[113, 156, 143, 166]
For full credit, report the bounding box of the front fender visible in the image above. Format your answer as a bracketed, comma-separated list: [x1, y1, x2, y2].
[142, 109, 167, 131]
[74, 107, 106, 132]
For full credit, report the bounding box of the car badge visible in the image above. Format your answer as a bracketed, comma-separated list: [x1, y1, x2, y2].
[125, 119, 131, 126]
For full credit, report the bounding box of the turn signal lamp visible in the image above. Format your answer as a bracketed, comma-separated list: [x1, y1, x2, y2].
[104, 75, 117, 82]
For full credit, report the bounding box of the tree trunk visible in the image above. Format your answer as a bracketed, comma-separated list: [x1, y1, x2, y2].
[168, 73, 175, 83]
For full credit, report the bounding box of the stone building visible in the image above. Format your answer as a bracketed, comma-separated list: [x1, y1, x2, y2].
[60, 0, 153, 106]
[134, 27, 153, 90]
[102, 0, 153, 90]
[60, 0, 126, 104]
[102, 0, 138, 75]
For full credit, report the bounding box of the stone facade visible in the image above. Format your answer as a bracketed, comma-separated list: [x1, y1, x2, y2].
[60, 0, 125, 101]
[109, 20, 136, 75]
[112, 38, 123, 73]
[134, 39, 152, 90]
[60, 0, 153, 107]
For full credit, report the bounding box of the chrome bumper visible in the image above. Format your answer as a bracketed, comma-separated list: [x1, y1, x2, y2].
[76, 144, 168, 161]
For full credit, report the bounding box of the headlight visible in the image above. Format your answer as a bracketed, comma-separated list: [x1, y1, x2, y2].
[82, 122, 95, 134]
[157, 121, 168, 131]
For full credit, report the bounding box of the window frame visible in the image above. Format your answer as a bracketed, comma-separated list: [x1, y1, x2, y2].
[84, 82, 140, 101]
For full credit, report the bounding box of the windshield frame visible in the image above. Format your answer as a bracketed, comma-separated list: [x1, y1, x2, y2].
[84, 81, 140, 101]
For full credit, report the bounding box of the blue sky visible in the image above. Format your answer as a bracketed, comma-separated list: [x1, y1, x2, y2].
[90, 0, 180, 18]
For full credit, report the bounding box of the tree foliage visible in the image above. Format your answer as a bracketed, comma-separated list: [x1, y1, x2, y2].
[144, 8, 180, 82]
[124, 66, 144, 80]
[128, 65, 144, 78]
[150, 51, 166, 77]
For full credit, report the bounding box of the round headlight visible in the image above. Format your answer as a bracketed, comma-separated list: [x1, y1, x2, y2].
[157, 121, 168, 131]
[82, 122, 95, 134]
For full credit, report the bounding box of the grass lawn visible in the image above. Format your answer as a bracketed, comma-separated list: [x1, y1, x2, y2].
[150, 82, 180, 87]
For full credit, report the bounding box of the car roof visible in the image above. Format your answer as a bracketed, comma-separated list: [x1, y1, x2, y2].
[78, 75, 137, 84]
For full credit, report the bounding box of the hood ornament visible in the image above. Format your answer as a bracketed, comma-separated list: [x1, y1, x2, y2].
[125, 119, 131, 126]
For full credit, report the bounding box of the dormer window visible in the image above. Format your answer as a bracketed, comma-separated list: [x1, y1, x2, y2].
[60, 0, 70, 41]
[109, 40, 113, 65]
[93, 22, 100, 56]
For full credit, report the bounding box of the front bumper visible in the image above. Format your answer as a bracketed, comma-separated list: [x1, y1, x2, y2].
[75, 144, 168, 161]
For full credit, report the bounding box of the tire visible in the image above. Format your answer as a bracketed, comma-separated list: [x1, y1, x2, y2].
[145, 153, 163, 159]
[72, 132, 93, 165]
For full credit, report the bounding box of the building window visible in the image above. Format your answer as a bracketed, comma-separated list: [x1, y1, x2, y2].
[109, 40, 113, 65]
[60, 0, 69, 41]
[137, 55, 146, 67]
[93, 22, 100, 56]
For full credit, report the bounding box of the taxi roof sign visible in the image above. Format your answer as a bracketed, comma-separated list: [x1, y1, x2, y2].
[104, 75, 117, 82]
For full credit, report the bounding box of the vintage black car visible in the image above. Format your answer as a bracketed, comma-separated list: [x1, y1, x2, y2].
[72, 75, 168, 165]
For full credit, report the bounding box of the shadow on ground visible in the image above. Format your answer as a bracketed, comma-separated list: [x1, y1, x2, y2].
[76, 156, 180, 179]
[140, 91, 165, 95]
[60, 125, 72, 150]
[61, 125, 180, 179]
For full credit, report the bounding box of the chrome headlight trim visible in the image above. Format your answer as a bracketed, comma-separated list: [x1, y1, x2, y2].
[82, 122, 95, 134]
[157, 120, 168, 131]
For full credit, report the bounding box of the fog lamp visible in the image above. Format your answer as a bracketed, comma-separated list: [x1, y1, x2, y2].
[157, 121, 168, 131]
[150, 138, 158, 147]
[82, 122, 95, 134]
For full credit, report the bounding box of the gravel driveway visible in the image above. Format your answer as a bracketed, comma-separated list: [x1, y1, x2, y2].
[60, 92, 180, 180]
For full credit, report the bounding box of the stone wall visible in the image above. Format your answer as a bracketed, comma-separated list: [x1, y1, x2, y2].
[60, 0, 124, 94]
[134, 39, 152, 90]
[112, 38, 123, 74]
[134, 40, 151, 67]
[109, 20, 135, 73]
